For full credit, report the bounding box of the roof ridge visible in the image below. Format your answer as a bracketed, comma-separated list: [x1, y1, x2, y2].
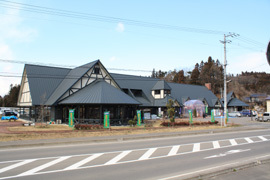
[25, 64, 72, 70]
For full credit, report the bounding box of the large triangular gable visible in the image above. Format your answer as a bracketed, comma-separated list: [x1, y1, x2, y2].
[17, 68, 32, 106]
[47, 60, 121, 105]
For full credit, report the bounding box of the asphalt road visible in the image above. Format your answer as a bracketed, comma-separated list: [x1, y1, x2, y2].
[0, 128, 269, 180]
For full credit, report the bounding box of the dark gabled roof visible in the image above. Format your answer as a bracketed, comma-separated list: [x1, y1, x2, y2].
[154, 96, 179, 107]
[45, 60, 98, 105]
[152, 80, 171, 90]
[59, 79, 140, 105]
[111, 73, 219, 107]
[250, 93, 267, 98]
[134, 97, 152, 107]
[227, 91, 235, 101]
[227, 98, 249, 107]
[168, 82, 219, 107]
[25, 64, 71, 105]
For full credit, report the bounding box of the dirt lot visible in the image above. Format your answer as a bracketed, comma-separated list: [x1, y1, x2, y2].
[0, 118, 226, 142]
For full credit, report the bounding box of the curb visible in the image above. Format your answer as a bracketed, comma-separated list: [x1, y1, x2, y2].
[187, 158, 270, 180]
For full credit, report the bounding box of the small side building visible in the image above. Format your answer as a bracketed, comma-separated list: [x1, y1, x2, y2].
[266, 96, 270, 112]
[221, 92, 249, 112]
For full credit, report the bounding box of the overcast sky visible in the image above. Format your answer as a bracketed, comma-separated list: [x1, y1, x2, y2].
[0, 0, 269, 96]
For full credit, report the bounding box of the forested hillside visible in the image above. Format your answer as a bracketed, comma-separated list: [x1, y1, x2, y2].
[151, 56, 270, 100]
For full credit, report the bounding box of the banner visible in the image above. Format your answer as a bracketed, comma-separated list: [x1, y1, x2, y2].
[104, 111, 110, 129]
[225, 110, 228, 124]
[137, 110, 142, 126]
[188, 110, 193, 124]
[69, 109, 75, 127]
[205, 106, 208, 114]
[211, 110, 215, 122]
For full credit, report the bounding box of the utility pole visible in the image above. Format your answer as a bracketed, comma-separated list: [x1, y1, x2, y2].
[220, 33, 239, 127]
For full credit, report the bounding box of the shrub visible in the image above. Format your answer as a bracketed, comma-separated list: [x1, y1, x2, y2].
[166, 99, 175, 123]
[128, 115, 138, 127]
[160, 120, 218, 127]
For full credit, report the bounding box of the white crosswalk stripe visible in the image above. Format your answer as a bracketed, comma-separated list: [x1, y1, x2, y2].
[193, 143, 200, 152]
[105, 151, 131, 165]
[212, 141, 220, 149]
[65, 153, 103, 170]
[229, 139, 238, 146]
[139, 148, 157, 160]
[258, 136, 267, 141]
[168, 145, 180, 156]
[19, 156, 71, 176]
[245, 137, 254, 143]
[0, 159, 36, 173]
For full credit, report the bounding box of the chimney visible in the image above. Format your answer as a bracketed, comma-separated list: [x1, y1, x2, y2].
[205, 83, 211, 90]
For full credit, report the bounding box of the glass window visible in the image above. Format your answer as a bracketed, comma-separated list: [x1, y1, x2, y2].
[94, 67, 100, 74]
[155, 90, 160, 95]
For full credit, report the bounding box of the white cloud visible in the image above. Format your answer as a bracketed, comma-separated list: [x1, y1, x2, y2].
[0, 9, 38, 42]
[0, 7, 37, 96]
[228, 52, 269, 74]
[0, 44, 13, 59]
[109, 56, 117, 62]
[115, 22, 125, 33]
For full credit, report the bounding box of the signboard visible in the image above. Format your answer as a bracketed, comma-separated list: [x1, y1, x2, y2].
[69, 109, 75, 127]
[188, 110, 193, 124]
[104, 111, 110, 129]
[225, 110, 228, 124]
[137, 110, 142, 126]
[211, 110, 215, 122]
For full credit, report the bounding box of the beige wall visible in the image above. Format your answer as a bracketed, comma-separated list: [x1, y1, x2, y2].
[267, 100, 270, 112]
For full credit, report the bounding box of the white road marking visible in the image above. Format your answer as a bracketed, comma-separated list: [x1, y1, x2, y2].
[64, 153, 103, 170]
[105, 151, 131, 165]
[19, 156, 70, 176]
[1, 135, 269, 180]
[1, 129, 269, 153]
[258, 136, 268, 141]
[204, 149, 251, 159]
[139, 148, 157, 160]
[229, 139, 238, 146]
[212, 141, 220, 148]
[161, 153, 270, 180]
[168, 145, 180, 156]
[0, 159, 36, 173]
[193, 143, 200, 152]
[245, 137, 254, 143]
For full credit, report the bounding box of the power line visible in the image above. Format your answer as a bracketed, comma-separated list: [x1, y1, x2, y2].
[0, 0, 227, 35]
[0, 59, 153, 73]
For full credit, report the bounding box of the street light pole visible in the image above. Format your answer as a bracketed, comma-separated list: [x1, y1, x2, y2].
[223, 34, 227, 126]
[220, 33, 239, 126]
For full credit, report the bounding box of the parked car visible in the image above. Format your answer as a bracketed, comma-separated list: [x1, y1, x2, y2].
[263, 112, 270, 122]
[228, 111, 242, 117]
[241, 109, 252, 117]
[1, 111, 18, 120]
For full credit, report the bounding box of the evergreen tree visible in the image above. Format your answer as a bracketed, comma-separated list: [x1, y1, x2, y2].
[190, 63, 200, 85]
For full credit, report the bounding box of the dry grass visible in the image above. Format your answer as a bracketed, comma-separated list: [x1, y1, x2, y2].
[0, 118, 230, 142]
[0, 122, 224, 142]
[7, 124, 72, 132]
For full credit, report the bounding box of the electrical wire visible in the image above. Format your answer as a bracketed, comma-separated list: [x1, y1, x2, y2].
[0, 0, 227, 35]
